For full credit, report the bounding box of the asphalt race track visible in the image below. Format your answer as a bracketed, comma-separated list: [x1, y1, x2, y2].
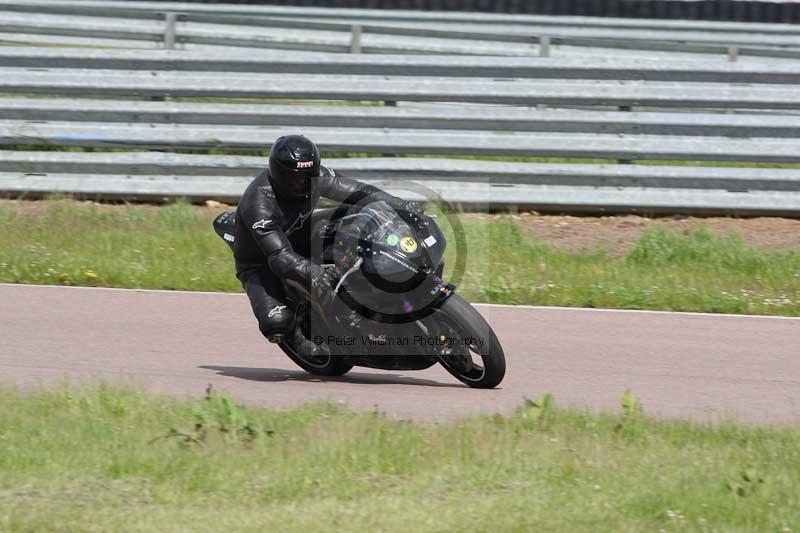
[2, 283, 798, 425]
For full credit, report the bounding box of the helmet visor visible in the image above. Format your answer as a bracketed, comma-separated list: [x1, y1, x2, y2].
[282, 169, 318, 198]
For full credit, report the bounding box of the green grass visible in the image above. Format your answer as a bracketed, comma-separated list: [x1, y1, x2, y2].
[0, 385, 798, 532]
[0, 199, 240, 293]
[455, 217, 800, 316]
[0, 198, 798, 316]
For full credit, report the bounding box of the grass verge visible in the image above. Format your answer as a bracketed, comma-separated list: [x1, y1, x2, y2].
[0, 385, 798, 532]
[0, 199, 798, 316]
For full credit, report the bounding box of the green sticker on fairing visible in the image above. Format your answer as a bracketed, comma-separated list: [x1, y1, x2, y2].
[386, 234, 399, 246]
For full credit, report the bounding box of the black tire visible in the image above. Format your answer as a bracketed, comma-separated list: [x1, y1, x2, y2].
[427, 294, 506, 389]
[278, 341, 353, 377]
[278, 302, 353, 377]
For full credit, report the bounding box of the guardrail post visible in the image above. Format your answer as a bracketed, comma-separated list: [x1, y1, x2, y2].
[350, 24, 362, 54]
[539, 36, 551, 58]
[728, 46, 739, 62]
[381, 99, 397, 155]
[163, 12, 178, 50]
[618, 105, 633, 164]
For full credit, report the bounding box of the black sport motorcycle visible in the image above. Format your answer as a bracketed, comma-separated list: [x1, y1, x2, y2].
[213, 200, 505, 388]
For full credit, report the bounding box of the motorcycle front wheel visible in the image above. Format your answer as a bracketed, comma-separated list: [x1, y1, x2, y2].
[422, 294, 506, 389]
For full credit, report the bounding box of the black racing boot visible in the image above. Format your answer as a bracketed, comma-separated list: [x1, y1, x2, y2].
[292, 327, 331, 359]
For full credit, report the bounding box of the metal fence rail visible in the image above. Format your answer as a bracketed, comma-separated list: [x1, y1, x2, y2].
[4, 152, 799, 190]
[4, 70, 799, 110]
[3, 11, 800, 58]
[2, 47, 800, 84]
[246, 15, 787, 36]
[2, 4, 800, 214]
[5, 98, 800, 137]
[3, 1, 800, 33]
[228, 16, 800, 54]
[0, 32, 150, 49]
[6, 30, 661, 61]
[4, 172, 800, 216]
[4, 121, 800, 163]
[0, 13, 547, 57]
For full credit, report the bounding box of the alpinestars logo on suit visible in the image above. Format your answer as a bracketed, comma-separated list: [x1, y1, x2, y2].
[286, 211, 312, 235]
[252, 219, 272, 230]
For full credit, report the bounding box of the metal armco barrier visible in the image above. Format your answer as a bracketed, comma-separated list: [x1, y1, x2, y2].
[5, 98, 799, 138]
[3, 48, 800, 84]
[2, 2, 800, 215]
[135, 0, 800, 23]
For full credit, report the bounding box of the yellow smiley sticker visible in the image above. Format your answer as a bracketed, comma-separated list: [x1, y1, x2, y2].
[399, 236, 418, 253]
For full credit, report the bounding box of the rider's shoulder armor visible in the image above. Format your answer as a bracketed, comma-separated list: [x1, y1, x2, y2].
[320, 165, 336, 178]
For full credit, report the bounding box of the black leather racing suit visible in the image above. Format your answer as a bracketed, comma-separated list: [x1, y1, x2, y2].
[234, 165, 408, 340]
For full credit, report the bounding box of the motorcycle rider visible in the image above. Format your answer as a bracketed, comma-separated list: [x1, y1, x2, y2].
[233, 134, 422, 356]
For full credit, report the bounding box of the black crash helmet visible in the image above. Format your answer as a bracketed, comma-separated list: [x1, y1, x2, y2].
[268, 135, 321, 200]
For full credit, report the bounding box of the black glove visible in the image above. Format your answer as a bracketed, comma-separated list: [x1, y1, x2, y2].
[322, 264, 342, 287]
[388, 198, 424, 217]
[404, 201, 424, 216]
[309, 265, 338, 308]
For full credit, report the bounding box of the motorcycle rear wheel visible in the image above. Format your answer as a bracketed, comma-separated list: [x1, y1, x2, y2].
[278, 303, 353, 377]
[426, 294, 506, 389]
[278, 341, 353, 377]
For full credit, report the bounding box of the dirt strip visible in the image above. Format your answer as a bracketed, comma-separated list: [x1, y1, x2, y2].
[1, 284, 798, 425]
